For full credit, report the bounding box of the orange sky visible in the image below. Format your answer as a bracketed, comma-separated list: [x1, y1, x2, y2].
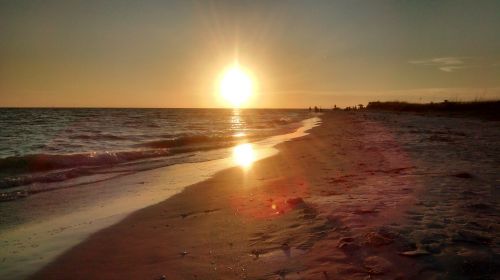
[1, 1, 500, 108]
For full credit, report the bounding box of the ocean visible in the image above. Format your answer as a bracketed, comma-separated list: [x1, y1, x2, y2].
[0, 108, 310, 195]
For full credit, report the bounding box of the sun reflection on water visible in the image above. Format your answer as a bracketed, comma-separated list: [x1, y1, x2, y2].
[233, 143, 255, 168]
[233, 132, 246, 137]
[230, 109, 244, 130]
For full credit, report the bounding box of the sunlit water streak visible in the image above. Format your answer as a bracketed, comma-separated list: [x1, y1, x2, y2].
[0, 109, 308, 190]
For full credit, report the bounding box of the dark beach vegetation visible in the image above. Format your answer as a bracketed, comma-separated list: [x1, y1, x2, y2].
[366, 100, 500, 120]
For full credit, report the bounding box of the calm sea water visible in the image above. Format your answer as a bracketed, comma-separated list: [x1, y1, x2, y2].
[0, 108, 309, 190]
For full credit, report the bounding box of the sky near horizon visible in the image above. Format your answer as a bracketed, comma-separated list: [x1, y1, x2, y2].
[1, 0, 500, 108]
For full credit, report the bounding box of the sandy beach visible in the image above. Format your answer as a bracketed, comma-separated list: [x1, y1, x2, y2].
[33, 111, 499, 280]
[2, 2, 499, 279]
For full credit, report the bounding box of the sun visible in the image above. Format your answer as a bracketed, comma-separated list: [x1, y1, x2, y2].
[219, 64, 253, 107]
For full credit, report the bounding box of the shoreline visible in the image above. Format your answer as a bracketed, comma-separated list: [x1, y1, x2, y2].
[0, 117, 320, 280]
[25, 111, 500, 279]
[33, 110, 434, 279]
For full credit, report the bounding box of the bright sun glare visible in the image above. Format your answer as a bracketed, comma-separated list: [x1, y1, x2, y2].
[220, 65, 253, 107]
[233, 143, 255, 168]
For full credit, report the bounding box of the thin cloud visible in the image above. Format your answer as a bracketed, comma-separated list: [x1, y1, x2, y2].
[409, 57, 468, 72]
[439, 65, 465, 72]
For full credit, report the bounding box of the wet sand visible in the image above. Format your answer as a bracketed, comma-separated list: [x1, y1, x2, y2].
[33, 111, 499, 279]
